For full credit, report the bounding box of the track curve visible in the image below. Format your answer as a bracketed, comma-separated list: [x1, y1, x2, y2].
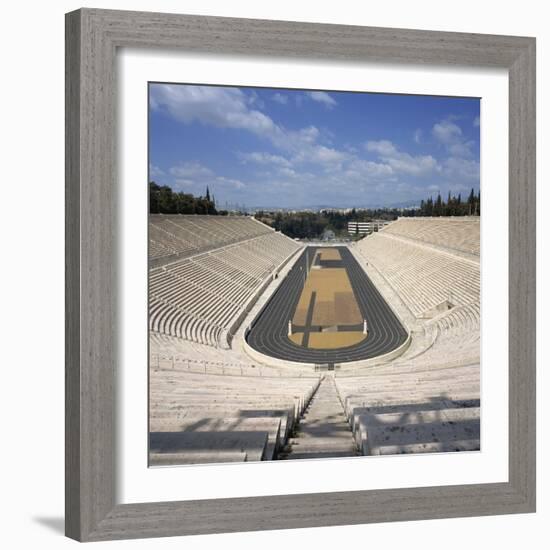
[246, 246, 408, 364]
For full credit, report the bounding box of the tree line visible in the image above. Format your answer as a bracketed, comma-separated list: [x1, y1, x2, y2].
[149, 181, 480, 238]
[255, 188, 480, 239]
[416, 188, 480, 217]
[255, 209, 400, 239]
[149, 182, 223, 215]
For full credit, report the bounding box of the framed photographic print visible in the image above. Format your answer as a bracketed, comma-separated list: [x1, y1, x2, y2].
[65, 8, 536, 542]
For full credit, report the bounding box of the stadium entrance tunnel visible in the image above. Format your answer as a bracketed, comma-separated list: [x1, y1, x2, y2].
[245, 246, 409, 365]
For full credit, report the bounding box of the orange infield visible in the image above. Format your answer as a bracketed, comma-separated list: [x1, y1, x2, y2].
[290, 251, 366, 350]
[316, 248, 341, 261]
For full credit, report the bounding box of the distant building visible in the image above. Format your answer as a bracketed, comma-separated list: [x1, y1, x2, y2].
[347, 219, 391, 236]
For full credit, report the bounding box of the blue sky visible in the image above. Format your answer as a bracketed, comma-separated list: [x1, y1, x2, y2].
[149, 83, 480, 209]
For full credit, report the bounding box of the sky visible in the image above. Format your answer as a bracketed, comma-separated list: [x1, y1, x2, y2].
[148, 83, 480, 209]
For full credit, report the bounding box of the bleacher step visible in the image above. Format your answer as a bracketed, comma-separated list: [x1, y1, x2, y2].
[355, 406, 480, 456]
[149, 430, 268, 465]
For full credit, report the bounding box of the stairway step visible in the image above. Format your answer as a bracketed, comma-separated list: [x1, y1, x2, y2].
[285, 451, 357, 459]
[280, 376, 357, 460]
[294, 431, 353, 440]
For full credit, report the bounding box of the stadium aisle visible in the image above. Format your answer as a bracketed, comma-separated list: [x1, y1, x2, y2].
[279, 375, 358, 460]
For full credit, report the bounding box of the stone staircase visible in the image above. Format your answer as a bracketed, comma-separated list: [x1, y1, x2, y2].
[279, 375, 359, 460]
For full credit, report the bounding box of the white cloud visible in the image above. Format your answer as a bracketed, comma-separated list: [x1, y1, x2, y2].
[295, 126, 320, 144]
[432, 118, 475, 158]
[239, 152, 292, 168]
[150, 84, 282, 141]
[241, 142, 351, 180]
[347, 158, 394, 178]
[388, 155, 438, 175]
[245, 125, 350, 170]
[247, 90, 265, 109]
[413, 129, 423, 144]
[366, 140, 398, 156]
[152, 84, 354, 182]
[279, 167, 297, 178]
[271, 92, 288, 105]
[473, 116, 480, 127]
[168, 161, 246, 193]
[365, 140, 438, 176]
[448, 142, 473, 157]
[432, 119, 462, 144]
[298, 145, 348, 164]
[151, 84, 342, 160]
[169, 161, 214, 179]
[442, 157, 480, 182]
[305, 91, 337, 108]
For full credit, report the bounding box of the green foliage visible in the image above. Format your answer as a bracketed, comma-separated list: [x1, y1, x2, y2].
[416, 188, 480, 217]
[255, 209, 401, 239]
[255, 189, 480, 240]
[149, 182, 218, 215]
[149, 180, 480, 238]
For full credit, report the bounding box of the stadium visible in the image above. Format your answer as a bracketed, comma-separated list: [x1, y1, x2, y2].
[148, 214, 480, 464]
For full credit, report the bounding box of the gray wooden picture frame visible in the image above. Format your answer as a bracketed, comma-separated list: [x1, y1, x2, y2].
[65, 8, 536, 542]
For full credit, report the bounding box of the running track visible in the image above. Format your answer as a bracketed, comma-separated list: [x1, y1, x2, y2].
[246, 246, 408, 364]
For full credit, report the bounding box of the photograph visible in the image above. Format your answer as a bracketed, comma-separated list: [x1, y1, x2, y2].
[1, 1, 541, 545]
[147, 83, 481, 465]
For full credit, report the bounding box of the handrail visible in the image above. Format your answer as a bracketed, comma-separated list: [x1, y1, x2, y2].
[150, 353, 321, 379]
